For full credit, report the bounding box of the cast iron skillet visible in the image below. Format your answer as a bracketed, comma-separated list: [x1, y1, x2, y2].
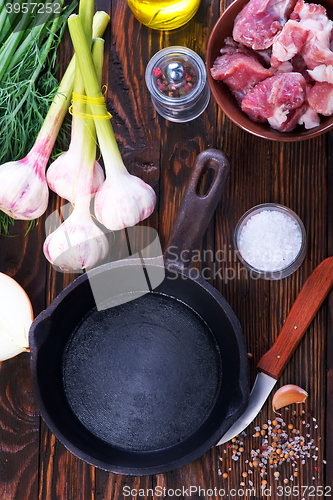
[29, 149, 249, 475]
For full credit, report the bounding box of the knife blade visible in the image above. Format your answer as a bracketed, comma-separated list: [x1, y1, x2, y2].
[217, 373, 276, 445]
[217, 256, 333, 446]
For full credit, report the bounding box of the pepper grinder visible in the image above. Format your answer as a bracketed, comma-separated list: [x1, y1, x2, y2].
[145, 46, 210, 122]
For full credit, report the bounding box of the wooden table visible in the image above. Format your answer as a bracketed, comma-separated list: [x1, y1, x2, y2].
[0, 0, 332, 498]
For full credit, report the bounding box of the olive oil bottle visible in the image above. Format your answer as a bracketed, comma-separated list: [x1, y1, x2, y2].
[127, 0, 201, 30]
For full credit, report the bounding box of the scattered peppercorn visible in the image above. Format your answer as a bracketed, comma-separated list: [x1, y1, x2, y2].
[217, 407, 323, 488]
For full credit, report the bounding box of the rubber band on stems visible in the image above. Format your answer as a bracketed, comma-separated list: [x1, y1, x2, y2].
[69, 90, 112, 120]
[66, 89, 111, 224]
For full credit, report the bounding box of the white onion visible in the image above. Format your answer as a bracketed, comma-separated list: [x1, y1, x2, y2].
[0, 273, 33, 361]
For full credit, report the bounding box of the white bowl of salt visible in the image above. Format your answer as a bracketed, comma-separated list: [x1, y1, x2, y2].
[234, 203, 307, 280]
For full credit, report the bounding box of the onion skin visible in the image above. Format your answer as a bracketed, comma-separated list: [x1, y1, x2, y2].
[0, 273, 33, 361]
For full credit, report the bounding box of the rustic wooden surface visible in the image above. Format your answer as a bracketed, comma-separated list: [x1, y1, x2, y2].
[0, 0, 332, 498]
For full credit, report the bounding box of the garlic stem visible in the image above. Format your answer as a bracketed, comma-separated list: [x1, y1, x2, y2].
[92, 11, 110, 38]
[68, 15, 157, 230]
[71, 0, 95, 149]
[46, 12, 109, 202]
[27, 59, 75, 177]
[31, 10, 110, 171]
[68, 14, 125, 174]
[80, 38, 105, 177]
[75, 38, 105, 211]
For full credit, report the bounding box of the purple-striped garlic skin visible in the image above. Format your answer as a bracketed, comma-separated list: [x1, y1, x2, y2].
[94, 171, 156, 230]
[0, 155, 49, 220]
[46, 152, 105, 202]
[43, 208, 109, 271]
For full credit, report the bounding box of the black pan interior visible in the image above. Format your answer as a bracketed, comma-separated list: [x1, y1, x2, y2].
[62, 292, 222, 451]
[31, 262, 248, 473]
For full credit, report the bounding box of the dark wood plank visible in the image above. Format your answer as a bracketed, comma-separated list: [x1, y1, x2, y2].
[0, 220, 47, 500]
[326, 130, 333, 489]
[0, 354, 39, 500]
[0, 0, 332, 496]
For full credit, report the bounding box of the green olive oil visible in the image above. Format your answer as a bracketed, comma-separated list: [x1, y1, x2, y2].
[127, 0, 201, 30]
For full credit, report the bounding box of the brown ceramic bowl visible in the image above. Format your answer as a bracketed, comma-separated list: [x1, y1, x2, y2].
[206, 0, 333, 141]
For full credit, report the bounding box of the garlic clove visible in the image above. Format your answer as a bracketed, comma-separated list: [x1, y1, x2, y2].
[0, 157, 48, 220]
[272, 384, 308, 412]
[47, 152, 105, 202]
[94, 171, 156, 230]
[43, 208, 109, 271]
[0, 273, 33, 361]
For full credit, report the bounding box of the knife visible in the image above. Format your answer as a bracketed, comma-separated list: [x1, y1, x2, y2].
[217, 256, 333, 445]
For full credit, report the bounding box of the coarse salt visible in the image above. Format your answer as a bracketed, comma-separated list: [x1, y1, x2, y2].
[238, 210, 302, 271]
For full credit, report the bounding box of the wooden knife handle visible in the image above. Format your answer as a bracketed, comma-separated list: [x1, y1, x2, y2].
[256, 257, 333, 380]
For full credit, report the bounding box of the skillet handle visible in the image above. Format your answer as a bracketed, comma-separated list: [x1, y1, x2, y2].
[164, 149, 230, 269]
[257, 257, 333, 380]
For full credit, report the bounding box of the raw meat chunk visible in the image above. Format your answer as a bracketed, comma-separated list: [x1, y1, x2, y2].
[297, 106, 321, 127]
[293, 0, 333, 77]
[211, 43, 274, 103]
[269, 103, 307, 130]
[217, 37, 271, 66]
[274, 61, 294, 72]
[270, 0, 333, 81]
[296, 82, 320, 128]
[233, 0, 298, 50]
[271, 20, 308, 67]
[307, 81, 333, 114]
[241, 72, 307, 130]
[308, 64, 333, 81]
[291, 53, 314, 82]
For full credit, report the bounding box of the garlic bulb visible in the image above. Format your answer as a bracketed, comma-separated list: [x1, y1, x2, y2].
[0, 273, 33, 361]
[47, 153, 105, 202]
[43, 198, 109, 271]
[94, 170, 156, 230]
[0, 154, 49, 220]
[272, 384, 308, 412]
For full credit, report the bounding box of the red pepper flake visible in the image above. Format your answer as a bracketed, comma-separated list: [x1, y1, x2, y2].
[153, 67, 162, 77]
[184, 84, 190, 93]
